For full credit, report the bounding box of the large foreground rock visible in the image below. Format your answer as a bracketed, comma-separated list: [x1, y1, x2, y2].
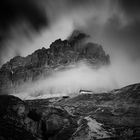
[0, 83, 140, 139]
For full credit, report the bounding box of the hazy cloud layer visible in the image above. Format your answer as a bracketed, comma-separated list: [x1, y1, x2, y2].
[13, 63, 117, 100]
[0, 0, 49, 40]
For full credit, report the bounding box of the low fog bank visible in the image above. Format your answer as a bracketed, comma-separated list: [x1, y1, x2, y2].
[12, 62, 118, 100]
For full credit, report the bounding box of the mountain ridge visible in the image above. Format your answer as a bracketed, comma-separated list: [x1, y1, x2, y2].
[0, 31, 110, 94]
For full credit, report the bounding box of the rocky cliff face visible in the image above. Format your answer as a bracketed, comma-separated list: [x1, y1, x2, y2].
[0, 83, 140, 140]
[0, 31, 110, 94]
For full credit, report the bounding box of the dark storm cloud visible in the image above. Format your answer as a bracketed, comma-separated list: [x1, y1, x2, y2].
[0, 0, 49, 65]
[119, 0, 140, 16]
[0, 0, 48, 33]
[105, 0, 140, 60]
[67, 0, 101, 6]
[102, 17, 140, 60]
[0, 0, 97, 42]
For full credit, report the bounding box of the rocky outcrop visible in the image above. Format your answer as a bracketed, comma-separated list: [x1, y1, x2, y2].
[0, 95, 77, 140]
[0, 95, 37, 140]
[0, 31, 110, 94]
[0, 83, 140, 139]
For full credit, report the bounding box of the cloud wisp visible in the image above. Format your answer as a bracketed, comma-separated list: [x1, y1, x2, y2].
[12, 62, 117, 99]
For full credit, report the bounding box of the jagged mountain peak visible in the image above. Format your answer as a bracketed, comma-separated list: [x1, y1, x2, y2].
[68, 30, 90, 42]
[0, 31, 110, 94]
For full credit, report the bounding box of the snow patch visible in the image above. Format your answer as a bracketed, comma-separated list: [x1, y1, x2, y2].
[85, 116, 111, 139]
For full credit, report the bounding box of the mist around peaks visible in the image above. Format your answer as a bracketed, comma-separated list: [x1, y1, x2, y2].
[12, 62, 118, 100]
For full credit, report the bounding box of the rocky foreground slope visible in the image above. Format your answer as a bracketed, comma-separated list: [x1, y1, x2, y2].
[0, 83, 140, 140]
[0, 31, 110, 94]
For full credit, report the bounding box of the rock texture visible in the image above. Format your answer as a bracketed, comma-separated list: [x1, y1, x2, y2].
[0, 83, 140, 140]
[0, 31, 110, 94]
